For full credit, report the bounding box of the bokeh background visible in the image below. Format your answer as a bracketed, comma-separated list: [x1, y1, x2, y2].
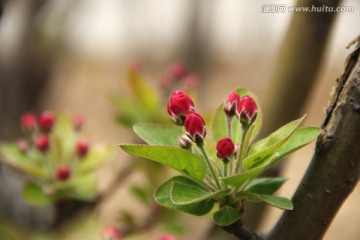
[0, 0, 359, 239]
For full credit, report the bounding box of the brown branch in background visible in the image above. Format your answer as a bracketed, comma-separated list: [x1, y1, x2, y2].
[267, 38, 360, 240]
[244, 0, 342, 230]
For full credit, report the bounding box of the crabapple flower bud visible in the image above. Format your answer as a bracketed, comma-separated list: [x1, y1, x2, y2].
[160, 234, 177, 240]
[178, 134, 192, 150]
[224, 92, 240, 117]
[35, 135, 49, 152]
[76, 140, 89, 157]
[167, 90, 195, 125]
[56, 165, 71, 181]
[184, 112, 206, 143]
[17, 138, 28, 153]
[39, 111, 55, 132]
[20, 112, 37, 132]
[101, 227, 122, 240]
[170, 61, 187, 79]
[73, 113, 85, 131]
[236, 96, 257, 126]
[216, 137, 235, 163]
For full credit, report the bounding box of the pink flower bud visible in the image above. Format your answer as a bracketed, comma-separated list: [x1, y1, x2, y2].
[56, 165, 71, 181]
[216, 137, 235, 163]
[35, 135, 50, 152]
[39, 111, 55, 132]
[101, 227, 122, 240]
[16, 138, 28, 153]
[170, 61, 187, 79]
[182, 73, 199, 89]
[20, 112, 37, 132]
[184, 112, 206, 143]
[236, 96, 257, 126]
[178, 134, 192, 149]
[73, 113, 85, 131]
[128, 61, 142, 73]
[160, 234, 177, 240]
[167, 90, 195, 125]
[224, 92, 240, 117]
[76, 140, 89, 157]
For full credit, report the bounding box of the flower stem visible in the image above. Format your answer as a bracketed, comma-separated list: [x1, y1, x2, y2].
[226, 116, 232, 139]
[197, 142, 222, 189]
[235, 125, 249, 173]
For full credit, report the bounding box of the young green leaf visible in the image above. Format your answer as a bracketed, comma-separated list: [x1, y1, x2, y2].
[59, 174, 97, 201]
[243, 115, 306, 170]
[170, 178, 228, 205]
[221, 153, 279, 188]
[213, 206, 242, 226]
[237, 192, 293, 210]
[0, 144, 46, 179]
[211, 88, 262, 143]
[244, 178, 287, 195]
[268, 126, 321, 168]
[128, 70, 160, 115]
[154, 176, 214, 216]
[120, 145, 206, 181]
[133, 123, 183, 147]
[76, 144, 115, 175]
[22, 182, 54, 206]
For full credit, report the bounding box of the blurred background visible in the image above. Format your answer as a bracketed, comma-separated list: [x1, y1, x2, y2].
[0, 0, 359, 239]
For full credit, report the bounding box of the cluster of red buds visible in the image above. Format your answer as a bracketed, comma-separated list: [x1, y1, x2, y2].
[160, 62, 199, 93]
[17, 111, 90, 181]
[167, 90, 206, 145]
[224, 92, 258, 127]
[167, 90, 258, 179]
[217, 92, 258, 166]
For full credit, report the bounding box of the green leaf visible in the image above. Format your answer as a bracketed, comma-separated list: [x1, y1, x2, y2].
[113, 95, 143, 127]
[237, 192, 293, 210]
[243, 115, 306, 170]
[154, 176, 214, 216]
[120, 145, 206, 181]
[244, 178, 287, 195]
[133, 123, 183, 147]
[130, 184, 152, 205]
[269, 127, 321, 167]
[59, 174, 97, 201]
[76, 144, 115, 175]
[0, 144, 46, 179]
[22, 182, 53, 206]
[221, 153, 279, 188]
[127, 70, 160, 115]
[170, 177, 228, 205]
[211, 88, 262, 143]
[213, 206, 242, 226]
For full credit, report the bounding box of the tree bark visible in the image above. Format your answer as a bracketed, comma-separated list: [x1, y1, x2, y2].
[267, 39, 360, 240]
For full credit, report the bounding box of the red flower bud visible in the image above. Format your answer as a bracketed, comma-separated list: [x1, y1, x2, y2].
[101, 227, 122, 240]
[160, 234, 177, 240]
[216, 137, 235, 163]
[184, 112, 206, 143]
[20, 112, 37, 132]
[17, 138, 28, 153]
[170, 61, 187, 79]
[73, 113, 85, 131]
[39, 111, 55, 132]
[178, 134, 192, 149]
[76, 140, 89, 157]
[167, 90, 195, 125]
[236, 96, 257, 126]
[56, 165, 71, 181]
[35, 135, 50, 152]
[224, 92, 240, 117]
